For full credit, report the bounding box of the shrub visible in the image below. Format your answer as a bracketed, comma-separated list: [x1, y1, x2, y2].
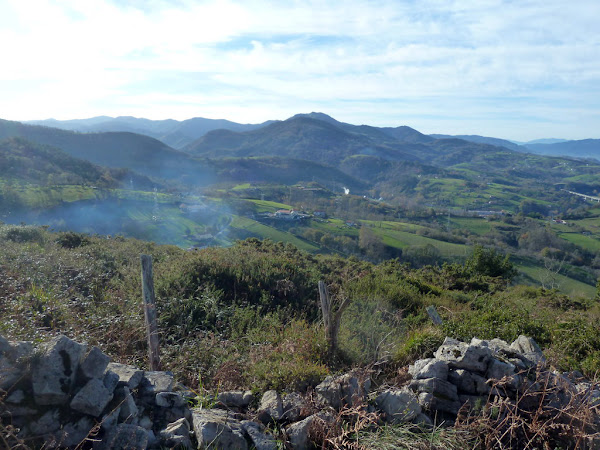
[1, 225, 46, 244]
[394, 326, 444, 366]
[55, 231, 90, 248]
[464, 244, 516, 279]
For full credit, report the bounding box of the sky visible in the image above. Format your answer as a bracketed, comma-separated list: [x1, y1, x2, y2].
[1, 0, 599, 141]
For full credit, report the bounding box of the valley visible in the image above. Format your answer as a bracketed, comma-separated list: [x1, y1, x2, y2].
[1, 114, 600, 298]
[2, 112, 600, 449]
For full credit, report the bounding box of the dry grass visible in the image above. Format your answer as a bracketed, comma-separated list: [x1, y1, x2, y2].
[456, 366, 600, 449]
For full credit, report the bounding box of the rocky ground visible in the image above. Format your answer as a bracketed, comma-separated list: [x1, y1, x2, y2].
[2, 332, 600, 449]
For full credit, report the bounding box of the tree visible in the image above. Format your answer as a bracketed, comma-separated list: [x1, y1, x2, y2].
[465, 245, 517, 280]
[359, 226, 385, 261]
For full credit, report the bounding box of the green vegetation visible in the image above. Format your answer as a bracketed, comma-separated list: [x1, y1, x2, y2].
[2, 225, 600, 397]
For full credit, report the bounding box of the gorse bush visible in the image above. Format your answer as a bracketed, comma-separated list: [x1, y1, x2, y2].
[2, 224, 600, 393]
[465, 244, 517, 279]
[156, 239, 327, 321]
[1, 224, 46, 244]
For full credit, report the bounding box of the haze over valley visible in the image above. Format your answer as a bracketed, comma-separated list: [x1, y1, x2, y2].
[1, 112, 600, 298]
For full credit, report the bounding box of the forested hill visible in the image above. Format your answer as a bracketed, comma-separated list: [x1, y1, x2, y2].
[0, 137, 153, 189]
[25, 115, 273, 149]
[184, 115, 425, 166]
[0, 119, 214, 184]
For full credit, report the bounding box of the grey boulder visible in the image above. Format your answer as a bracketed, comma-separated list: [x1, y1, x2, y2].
[32, 335, 86, 405]
[434, 337, 492, 373]
[191, 408, 248, 450]
[375, 388, 421, 422]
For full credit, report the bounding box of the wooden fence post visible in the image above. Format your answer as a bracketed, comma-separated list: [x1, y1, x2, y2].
[141, 254, 161, 371]
[318, 280, 349, 360]
[426, 305, 443, 326]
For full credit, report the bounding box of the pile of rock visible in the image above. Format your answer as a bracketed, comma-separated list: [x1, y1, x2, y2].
[1, 334, 193, 449]
[192, 371, 371, 450]
[3, 332, 599, 449]
[401, 335, 547, 423]
[377, 334, 600, 428]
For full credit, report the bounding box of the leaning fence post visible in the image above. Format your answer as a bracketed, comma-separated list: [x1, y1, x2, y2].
[426, 305, 443, 326]
[141, 254, 161, 371]
[318, 280, 349, 360]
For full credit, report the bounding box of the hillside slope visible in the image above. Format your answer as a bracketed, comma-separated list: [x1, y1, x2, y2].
[0, 137, 155, 189]
[0, 119, 212, 184]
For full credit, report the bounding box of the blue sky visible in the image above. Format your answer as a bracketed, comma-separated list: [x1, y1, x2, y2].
[1, 0, 599, 141]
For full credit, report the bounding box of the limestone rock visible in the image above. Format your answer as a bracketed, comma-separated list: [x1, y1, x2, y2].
[409, 377, 459, 400]
[0, 357, 22, 391]
[159, 417, 192, 449]
[60, 416, 95, 448]
[5, 390, 25, 404]
[102, 423, 149, 450]
[459, 394, 488, 410]
[100, 406, 121, 432]
[242, 420, 278, 450]
[116, 386, 139, 422]
[258, 390, 283, 424]
[413, 412, 433, 427]
[138, 416, 153, 430]
[32, 335, 86, 405]
[286, 413, 333, 450]
[6, 341, 34, 363]
[417, 392, 462, 416]
[80, 346, 110, 380]
[70, 378, 114, 417]
[191, 408, 248, 450]
[106, 362, 143, 390]
[25, 409, 61, 436]
[448, 369, 490, 395]
[217, 390, 254, 408]
[409, 377, 461, 415]
[434, 337, 492, 373]
[411, 360, 449, 381]
[408, 358, 434, 377]
[0, 334, 10, 355]
[156, 391, 187, 408]
[488, 338, 517, 355]
[375, 388, 421, 423]
[282, 392, 307, 422]
[140, 371, 174, 398]
[315, 371, 370, 410]
[510, 335, 542, 355]
[103, 370, 120, 392]
[510, 335, 545, 366]
[487, 359, 521, 390]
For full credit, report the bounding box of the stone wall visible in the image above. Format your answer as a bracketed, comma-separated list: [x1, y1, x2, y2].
[2, 333, 599, 449]
[1, 334, 193, 449]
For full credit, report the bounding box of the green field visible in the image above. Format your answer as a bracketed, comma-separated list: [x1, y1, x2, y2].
[230, 216, 319, 252]
[246, 199, 294, 212]
[516, 260, 596, 297]
[450, 217, 493, 235]
[557, 231, 600, 252]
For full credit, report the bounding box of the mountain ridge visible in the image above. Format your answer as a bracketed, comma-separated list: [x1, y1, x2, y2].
[25, 115, 274, 149]
[0, 118, 213, 184]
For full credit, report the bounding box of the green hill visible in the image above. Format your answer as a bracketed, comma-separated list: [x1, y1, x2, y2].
[0, 119, 213, 184]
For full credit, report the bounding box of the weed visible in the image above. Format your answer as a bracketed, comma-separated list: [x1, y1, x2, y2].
[456, 365, 600, 449]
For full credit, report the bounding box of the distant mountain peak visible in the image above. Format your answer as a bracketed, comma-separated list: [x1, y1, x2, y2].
[290, 112, 340, 124]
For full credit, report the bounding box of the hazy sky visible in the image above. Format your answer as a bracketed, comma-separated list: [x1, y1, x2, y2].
[1, 0, 599, 141]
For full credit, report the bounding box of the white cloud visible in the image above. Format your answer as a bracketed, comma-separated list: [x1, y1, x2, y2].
[0, 0, 598, 140]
